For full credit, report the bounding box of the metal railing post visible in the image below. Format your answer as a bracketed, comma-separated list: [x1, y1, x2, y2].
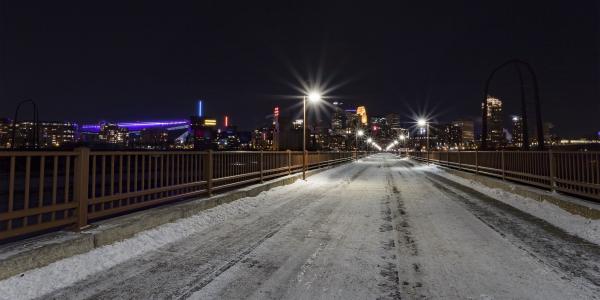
[501, 150, 505, 180]
[302, 150, 307, 180]
[458, 149, 462, 170]
[475, 150, 479, 175]
[259, 151, 264, 183]
[206, 150, 213, 196]
[287, 150, 292, 174]
[73, 147, 90, 230]
[549, 149, 556, 191]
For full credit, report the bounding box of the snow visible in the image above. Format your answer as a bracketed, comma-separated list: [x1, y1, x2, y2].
[430, 165, 600, 245]
[0, 176, 315, 300]
[0, 154, 598, 299]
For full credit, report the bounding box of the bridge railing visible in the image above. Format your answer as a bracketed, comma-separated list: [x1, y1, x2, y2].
[0, 149, 365, 242]
[408, 150, 600, 201]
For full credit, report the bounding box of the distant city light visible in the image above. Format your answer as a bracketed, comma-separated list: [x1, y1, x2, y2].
[357, 129, 364, 136]
[367, 137, 373, 143]
[80, 120, 189, 132]
[225, 115, 229, 127]
[203, 119, 217, 126]
[399, 134, 406, 140]
[198, 100, 203, 117]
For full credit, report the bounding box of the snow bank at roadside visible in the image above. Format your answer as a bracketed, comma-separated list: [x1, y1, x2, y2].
[0, 179, 311, 300]
[432, 166, 600, 245]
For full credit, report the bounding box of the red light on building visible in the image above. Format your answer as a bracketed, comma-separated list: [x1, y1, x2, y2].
[274, 106, 280, 119]
[224, 115, 229, 127]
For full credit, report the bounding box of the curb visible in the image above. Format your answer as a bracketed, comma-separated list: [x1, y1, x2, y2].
[0, 162, 350, 281]
[416, 160, 600, 220]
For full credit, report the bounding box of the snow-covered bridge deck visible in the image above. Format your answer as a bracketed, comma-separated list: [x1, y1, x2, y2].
[1, 153, 599, 299]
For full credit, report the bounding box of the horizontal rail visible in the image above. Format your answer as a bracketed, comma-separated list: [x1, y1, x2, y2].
[407, 150, 600, 201]
[1, 149, 368, 242]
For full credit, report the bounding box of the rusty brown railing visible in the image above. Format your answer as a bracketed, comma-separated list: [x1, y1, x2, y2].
[408, 150, 600, 201]
[1, 149, 366, 242]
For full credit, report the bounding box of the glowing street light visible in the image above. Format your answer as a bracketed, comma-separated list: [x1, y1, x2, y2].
[354, 129, 365, 160]
[308, 92, 321, 103]
[398, 134, 406, 157]
[303, 91, 322, 180]
[367, 137, 373, 143]
[417, 118, 430, 163]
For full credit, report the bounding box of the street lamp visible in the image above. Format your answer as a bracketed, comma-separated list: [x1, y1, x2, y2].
[303, 91, 321, 180]
[417, 118, 429, 163]
[355, 129, 364, 160]
[399, 134, 406, 157]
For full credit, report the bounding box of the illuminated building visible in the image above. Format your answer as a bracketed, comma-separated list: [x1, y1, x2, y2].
[345, 109, 359, 130]
[292, 119, 304, 130]
[251, 126, 275, 150]
[511, 116, 523, 147]
[4, 120, 77, 148]
[331, 101, 346, 132]
[439, 123, 462, 149]
[0, 118, 11, 148]
[273, 106, 280, 150]
[190, 116, 217, 150]
[483, 96, 504, 147]
[386, 113, 400, 129]
[356, 106, 368, 125]
[139, 128, 170, 148]
[98, 123, 128, 145]
[452, 119, 475, 147]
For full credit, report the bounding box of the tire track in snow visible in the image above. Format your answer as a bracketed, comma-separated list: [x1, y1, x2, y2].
[424, 172, 600, 293]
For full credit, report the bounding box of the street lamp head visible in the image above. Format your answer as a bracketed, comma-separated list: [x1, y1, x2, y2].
[394, 140, 399, 145]
[357, 129, 364, 136]
[308, 92, 321, 103]
[366, 137, 373, 143]
[399, 134, 406, 140]
[417, 118, 427, 127]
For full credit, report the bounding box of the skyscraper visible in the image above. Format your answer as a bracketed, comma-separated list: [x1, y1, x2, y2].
[386, 113, 400, 130]
[483, 96, 504, 148]
[331, 101, 346, 132]
[356, 106, 368, 125]
[452, 119, 475, 147]
[511, 115, 523, 147]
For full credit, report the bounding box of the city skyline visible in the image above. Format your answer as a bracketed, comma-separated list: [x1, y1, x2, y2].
[1, 1, 598, 137]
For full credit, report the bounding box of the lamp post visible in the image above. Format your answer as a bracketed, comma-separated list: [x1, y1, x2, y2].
[366, 137, 373, 153]
[303, 92, 321, 180]
[418, 118, 429, 163]
[356, 129, 364, 160]
[399, 134, 406, 157]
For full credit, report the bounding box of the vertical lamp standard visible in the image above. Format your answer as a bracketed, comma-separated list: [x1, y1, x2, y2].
[356, 129, 364, 160]
[303, 92, 321, 180]
[399, 134, 406, 157]
[417, 118, 429, 163]
[366, 137, 373, 153]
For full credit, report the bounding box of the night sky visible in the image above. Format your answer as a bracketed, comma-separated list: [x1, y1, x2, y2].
[1, 1, 598, 137]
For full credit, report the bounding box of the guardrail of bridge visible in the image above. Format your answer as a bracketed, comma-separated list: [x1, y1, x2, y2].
[0, 149, 367, 242]
[407, 150, 600, 201]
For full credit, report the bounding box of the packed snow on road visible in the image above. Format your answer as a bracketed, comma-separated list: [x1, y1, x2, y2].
[1, 154, 599, 299]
